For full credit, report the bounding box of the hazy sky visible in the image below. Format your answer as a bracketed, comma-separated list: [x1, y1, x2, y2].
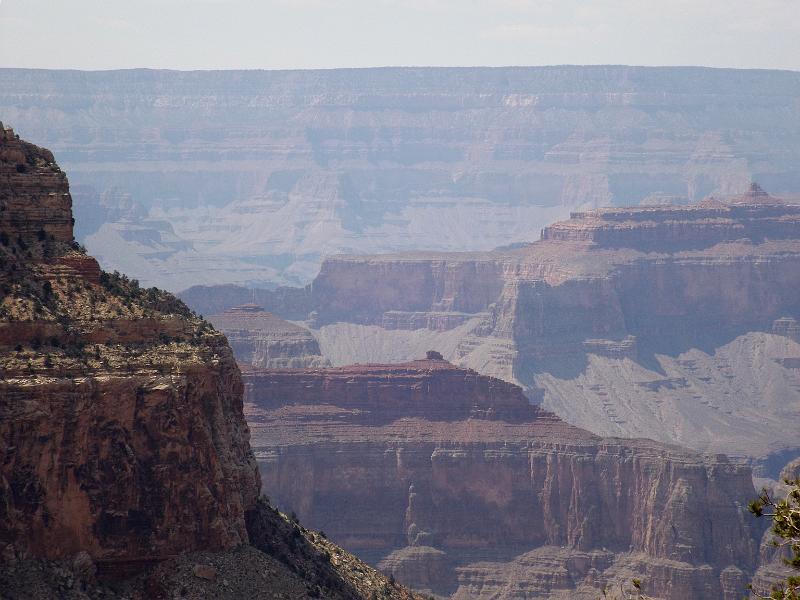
[1, 0, 799, 71]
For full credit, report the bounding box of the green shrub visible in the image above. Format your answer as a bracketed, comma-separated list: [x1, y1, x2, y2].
[749, 480, 800, 598]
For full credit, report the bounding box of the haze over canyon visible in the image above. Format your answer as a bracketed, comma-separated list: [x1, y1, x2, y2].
[2, 66, 800, 290]
[2, 62, 800, 600]
[185, 184, 800, 477]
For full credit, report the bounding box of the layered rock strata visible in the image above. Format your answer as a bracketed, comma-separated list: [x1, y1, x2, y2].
[208, 303, 329, 368]
[0, 123, 260, 564]
[540, 185, 800, 250]
[0, 127, 423, 600]
[289, 186, 800, 464]
[245, 358, 761, 600]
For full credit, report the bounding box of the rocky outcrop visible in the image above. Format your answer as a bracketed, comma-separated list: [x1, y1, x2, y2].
[245, 358, 535, 423]
[208, 303, 329, 368]
[290, 188, 800, 465]
[245, 358, 761, 600]
[4, 67, 800, 289]
[0, 123, 73, 247]
[0, 123, 261, 565]
[1, 502, 426, 600]
[0, 128, 424, 600]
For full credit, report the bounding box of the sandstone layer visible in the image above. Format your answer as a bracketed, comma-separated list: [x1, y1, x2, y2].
[3, 67, 800, 289]
[245, 358, 761, 600]
[0, 125, 423, 600]
[208, 303, 329, 369]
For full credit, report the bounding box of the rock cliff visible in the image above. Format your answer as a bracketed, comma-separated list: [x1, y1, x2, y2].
[285, 186, 800, 467]
[244, 358, 761, 600]
[0, 123, 260, 563]
[3, 67, 800, 289]
[0, 125, 423, 600]
[208, 303, 329, 369]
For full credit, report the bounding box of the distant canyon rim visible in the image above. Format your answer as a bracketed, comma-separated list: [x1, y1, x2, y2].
[2, 66, 800, 290]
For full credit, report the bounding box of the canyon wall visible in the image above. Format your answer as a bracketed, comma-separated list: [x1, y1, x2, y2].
[3, 67, 800, 289]
[0, 123, 261, 564]
[230, 187, 800, 465]
[245, 359, 761, 599]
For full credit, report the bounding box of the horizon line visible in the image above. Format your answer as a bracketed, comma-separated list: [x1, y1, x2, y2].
[1, 64, 799, 75]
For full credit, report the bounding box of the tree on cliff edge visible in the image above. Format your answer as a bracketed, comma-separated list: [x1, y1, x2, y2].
[749, 477, 800, 599]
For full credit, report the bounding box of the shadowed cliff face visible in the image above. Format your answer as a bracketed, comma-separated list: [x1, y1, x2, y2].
[3, 66, 800, 289]
[244, 360, 761, 600]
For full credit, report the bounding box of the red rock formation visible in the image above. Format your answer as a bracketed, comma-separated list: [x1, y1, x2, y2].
[244, 359, 760, 600]
[246, 360, 537, 423]
[0, 128, 261, 565]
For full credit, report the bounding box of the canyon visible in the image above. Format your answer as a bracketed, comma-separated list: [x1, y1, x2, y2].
[2, 67, 800, 289]
[3, 63, 799, 597]
[0, 125, 422, 599]
[184, 185, 800, 472]
[244, 357, 762, 599]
